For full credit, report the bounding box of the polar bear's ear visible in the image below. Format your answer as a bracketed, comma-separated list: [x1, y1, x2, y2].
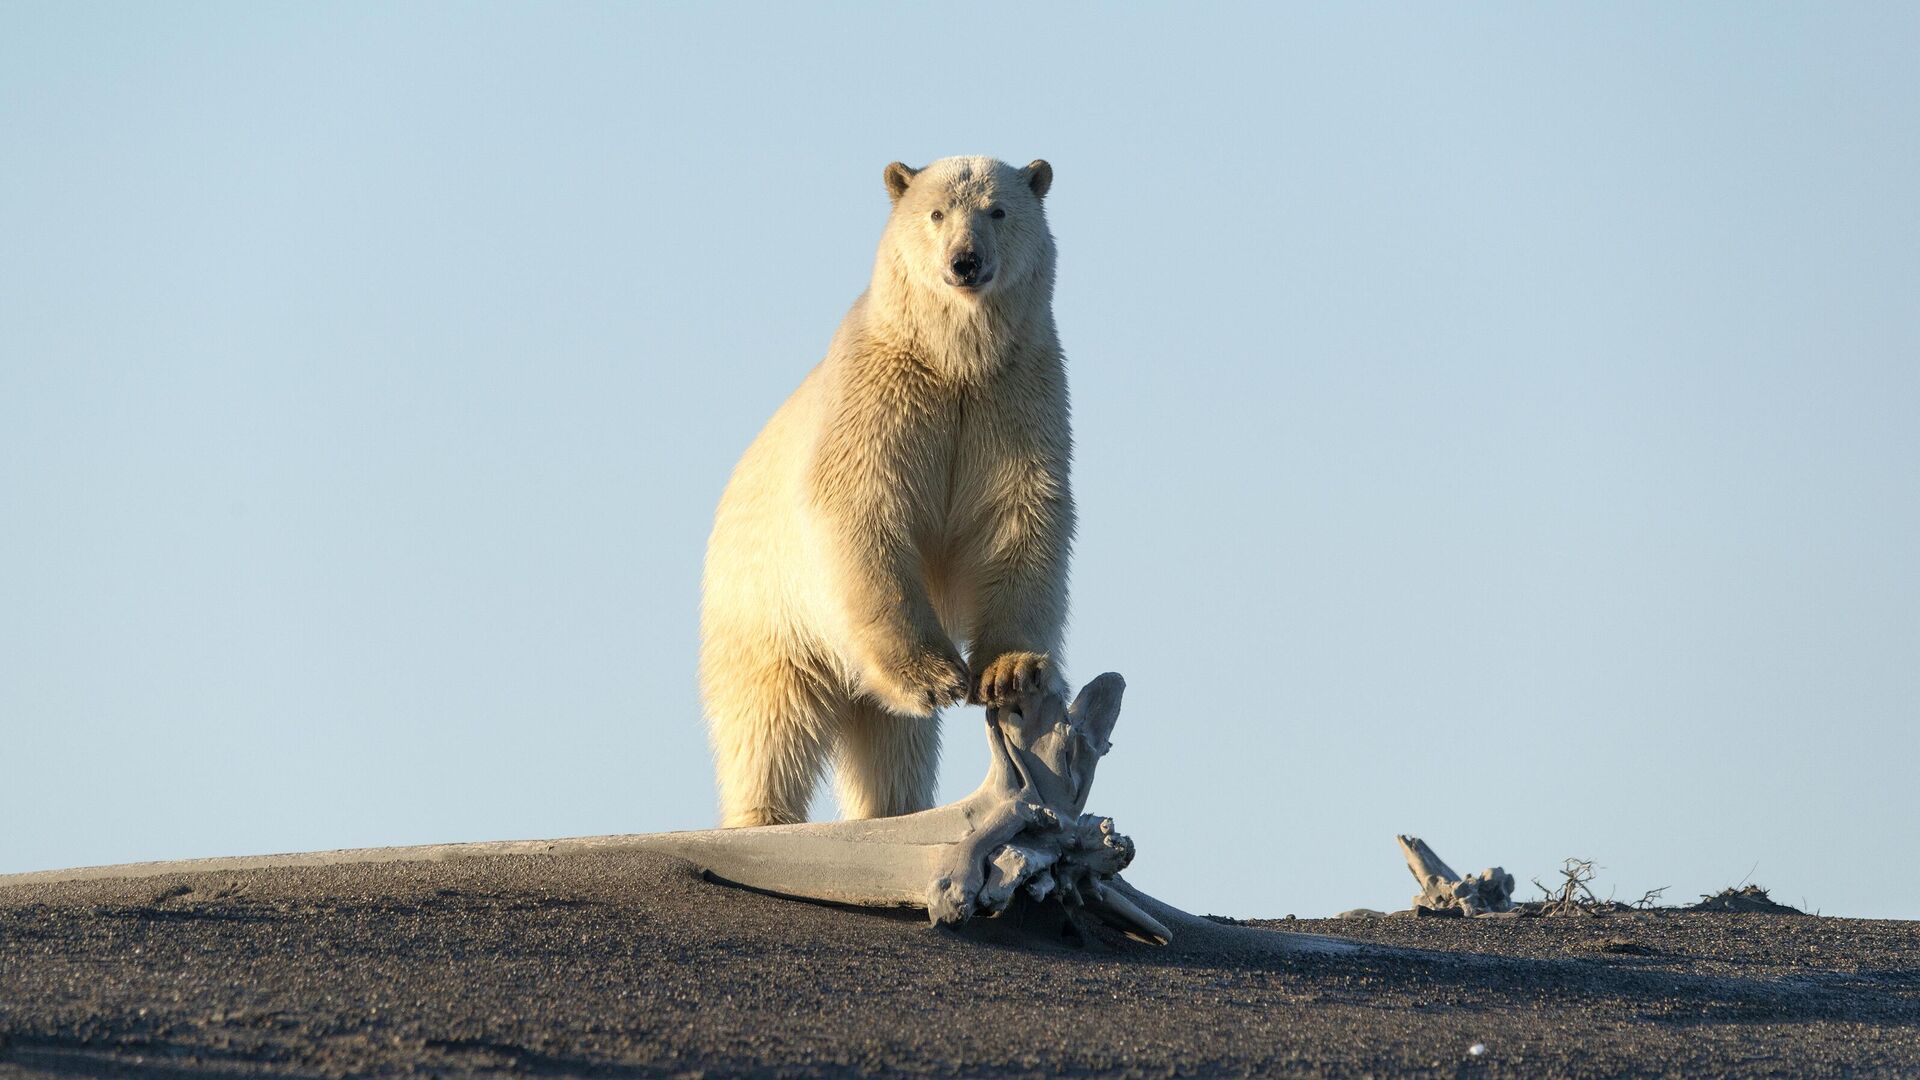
[884, 162, 920, 204]
[1024, 159, 1053, 199]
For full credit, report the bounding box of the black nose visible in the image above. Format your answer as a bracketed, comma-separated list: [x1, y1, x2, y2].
[950, 252, 982, 283]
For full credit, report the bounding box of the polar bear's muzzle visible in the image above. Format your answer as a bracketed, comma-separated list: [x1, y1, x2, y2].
[944, 249, 994, 290]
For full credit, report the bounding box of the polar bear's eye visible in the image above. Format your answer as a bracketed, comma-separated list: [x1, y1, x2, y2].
[930, 210, 944, 222]
[990, 208, 1006, 220]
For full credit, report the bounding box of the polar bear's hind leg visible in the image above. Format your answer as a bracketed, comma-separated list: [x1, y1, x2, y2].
[706, 653, 837, 829]
[833, 698, 940, 820]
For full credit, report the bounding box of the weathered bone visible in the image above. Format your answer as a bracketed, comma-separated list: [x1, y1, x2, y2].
[641, 672, 1172, 943]
[1397, 834, 1515, 916]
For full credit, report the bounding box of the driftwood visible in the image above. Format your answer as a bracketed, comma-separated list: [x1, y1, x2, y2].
[1398, 835, 1515, 916]
[1690, 885, 1802, 914]
[644, 672, 1172, 944]
[1532, 856, 1607, 916]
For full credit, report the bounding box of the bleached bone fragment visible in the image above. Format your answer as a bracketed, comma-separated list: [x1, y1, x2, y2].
[1396, 834, 1515, 916]
[642, 672, 1173, 944]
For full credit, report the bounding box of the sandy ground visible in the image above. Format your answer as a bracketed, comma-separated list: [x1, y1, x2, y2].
[1, 849, 1916, 1078]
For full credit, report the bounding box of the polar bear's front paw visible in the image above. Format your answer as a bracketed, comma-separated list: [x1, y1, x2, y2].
[872, 641, 970, 717]
[970, 651, 1061, 707]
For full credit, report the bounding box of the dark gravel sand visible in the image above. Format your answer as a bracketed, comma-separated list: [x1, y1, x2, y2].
[2, 849, 1916, 1077]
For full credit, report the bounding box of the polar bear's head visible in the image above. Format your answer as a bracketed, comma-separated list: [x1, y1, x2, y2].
[879, 156, 1054, 304]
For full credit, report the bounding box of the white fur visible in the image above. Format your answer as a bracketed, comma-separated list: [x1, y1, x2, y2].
[701, 156, 1074, 828]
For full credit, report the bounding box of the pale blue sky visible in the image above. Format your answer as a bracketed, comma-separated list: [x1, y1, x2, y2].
[4, 4, 1916, 918]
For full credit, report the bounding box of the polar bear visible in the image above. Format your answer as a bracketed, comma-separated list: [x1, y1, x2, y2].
[700, 156, 1073, 828]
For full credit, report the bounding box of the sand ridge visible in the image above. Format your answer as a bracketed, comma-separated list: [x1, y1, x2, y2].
[2, 848, 1916, 1077]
